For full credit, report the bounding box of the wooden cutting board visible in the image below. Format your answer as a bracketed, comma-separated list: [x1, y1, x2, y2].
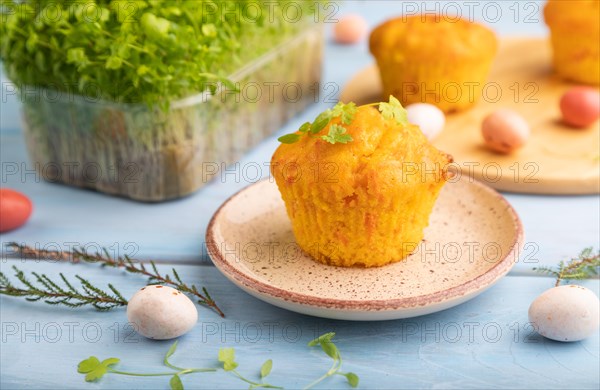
[340, 38, 600, 195]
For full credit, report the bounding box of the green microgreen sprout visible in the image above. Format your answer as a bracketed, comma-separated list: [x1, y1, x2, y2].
[534, 247, 600, 286]
[77, 341, 216, 389]
[76, 333, 359, 389]
[278, 96, 408, 145]
[219, 348, 281, 389]
[0, 0, 325, 107]
[304, 332, 359, 389]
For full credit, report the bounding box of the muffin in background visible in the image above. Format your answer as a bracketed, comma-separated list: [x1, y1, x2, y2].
[369, 15, 498, 113]
[271, 103, 452, 268]
[544, 0, 600, 85]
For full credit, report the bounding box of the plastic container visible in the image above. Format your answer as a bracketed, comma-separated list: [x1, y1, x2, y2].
[20, 25, 323, 201]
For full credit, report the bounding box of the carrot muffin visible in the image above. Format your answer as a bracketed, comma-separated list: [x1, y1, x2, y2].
[369, 15, 498, 113]
[544, 0, 600, 85]
[271, 99, 452, 267]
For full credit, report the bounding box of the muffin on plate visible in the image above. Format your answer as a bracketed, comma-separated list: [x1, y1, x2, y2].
[271, 99, 453, 267]
[544, 0, 600, 85]
[369, 15, 498, 113]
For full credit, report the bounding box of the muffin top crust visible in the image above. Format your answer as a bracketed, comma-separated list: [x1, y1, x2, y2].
[369, 15, 498, 61]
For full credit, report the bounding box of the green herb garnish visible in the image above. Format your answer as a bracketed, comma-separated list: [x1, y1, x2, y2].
[279, 102, 358, 144]
[277, 133, 303, 144]
[278, 96, 408, 145]
[0, 265, 128, 311]
[77, 341, 216, 389]
[78, 357, 121, 382]
[321, 124, 353, 144]
[260, 359, 274, 379]
[332, 101, 358, 125]
[76, 333, 359, 389]
[218, 348, 281, 389]
[377, 95, 409, 125]
[0, 1, 323, 107]
[304, 332, 359, 389]
[3, 243, 224, 317]
[534, 247, 600, 286]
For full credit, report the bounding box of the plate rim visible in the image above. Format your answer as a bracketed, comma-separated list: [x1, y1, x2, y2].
[206, 178, 524, 312]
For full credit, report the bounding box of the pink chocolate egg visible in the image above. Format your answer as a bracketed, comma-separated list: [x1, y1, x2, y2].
[333, 14, 368, 44]
[560, 87, 600, 129]
[481, 109, 530, 154]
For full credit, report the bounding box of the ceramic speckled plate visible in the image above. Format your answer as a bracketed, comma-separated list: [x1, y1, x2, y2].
[206, 178, 523, 320]
[340, 38, 600, 195]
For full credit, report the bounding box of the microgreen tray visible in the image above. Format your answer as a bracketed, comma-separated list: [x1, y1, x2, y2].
[20, 25, 323, 201]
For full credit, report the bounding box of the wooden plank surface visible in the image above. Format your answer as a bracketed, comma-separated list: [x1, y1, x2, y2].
[1, 1, 599, 389]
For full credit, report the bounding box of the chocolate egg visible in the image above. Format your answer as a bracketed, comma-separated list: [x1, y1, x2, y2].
[0, 189, 33, 233]
[528, 285, 600, 342]
[406, 103, 446, 140]
[481, 109, 530, 154]
[560, 87, 600, 128]
[333, 14, 368, 44]
[127, 285, 198, 340]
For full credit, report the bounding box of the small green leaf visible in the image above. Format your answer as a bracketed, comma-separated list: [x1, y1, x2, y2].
[341, 106, 357, 125]
[378, 95, 408, 126]
[78, 356, 118, 381]
[66, 48, 88, 66]
[260, 359, 273, 379]
[78, 356, 100, 373]
[218, 348, 238, 371]
[100, 358, 120, 368]
[308, 332, 335, 347]
[105, 56, 122, 70]
[170, 374, 184, 390]
[345, 372, 359, 388]
[26, 33, 38, 52]
[99, 7, 110, 22]
[117, 44, 131, 59]
[331, 102, 357, 125]
[165, 341, 179, 360]
[84, 365, 108, 382]
[320, 340, 339, 360]
[321, 124, 353, 145]
[278, 133, 301, 144]
[140, 13, 170, 39]
[154, 17, 171, 35]
[298, 122, 312, 133]
[378, 104, 393, 120]
[137, 65, 151, 76]
[331, 102, 345, 116]
[34, 51, 46, 72]
[202, 24, 217, 37]
[310, 109, 333, 134]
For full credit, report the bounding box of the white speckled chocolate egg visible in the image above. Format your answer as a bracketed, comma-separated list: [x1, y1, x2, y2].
[528, 285, 599, 342]
[406, 103, 446, 140]
[127, 285, 198, 340]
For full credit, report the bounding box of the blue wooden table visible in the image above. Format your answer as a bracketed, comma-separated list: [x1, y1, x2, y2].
[1, 2, 599, 389]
